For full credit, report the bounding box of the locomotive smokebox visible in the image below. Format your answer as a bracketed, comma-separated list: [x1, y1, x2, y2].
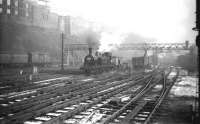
[89, 47, 92, 55]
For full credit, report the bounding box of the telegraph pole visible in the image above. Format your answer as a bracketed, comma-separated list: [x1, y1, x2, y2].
[193, 0, 199, 123]
[61, 32, 64, 71]
[59, 15, 67, 71]
[196, 0, 199, 123]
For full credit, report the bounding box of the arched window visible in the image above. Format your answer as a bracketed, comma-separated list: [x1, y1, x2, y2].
[7, 0, 10, 6]
[0, 0, 2, 14]
[15, 0, 18, 7]
[7, 8, 10, 14]
[15, 10, 18, 15]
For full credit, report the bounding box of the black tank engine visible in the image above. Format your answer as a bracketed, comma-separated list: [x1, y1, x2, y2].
[81, 48, 120, 74]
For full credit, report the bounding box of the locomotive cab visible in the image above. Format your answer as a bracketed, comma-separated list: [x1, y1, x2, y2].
[82, 48, 95, 74]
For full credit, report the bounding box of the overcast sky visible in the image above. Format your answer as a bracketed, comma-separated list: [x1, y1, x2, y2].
[48, 0, 196, 45]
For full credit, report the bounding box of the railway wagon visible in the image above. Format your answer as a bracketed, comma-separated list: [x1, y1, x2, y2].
[0, 52, 50, 67]
[0, 53, 27, 64]
[132, 54, 154, 69]
[132, 56, 144, 69]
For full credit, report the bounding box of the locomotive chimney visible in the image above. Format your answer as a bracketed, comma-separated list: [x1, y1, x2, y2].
[89, 47, 92, 55]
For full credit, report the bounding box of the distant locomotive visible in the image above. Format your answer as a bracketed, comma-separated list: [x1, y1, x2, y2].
[81, 48, 120, 74]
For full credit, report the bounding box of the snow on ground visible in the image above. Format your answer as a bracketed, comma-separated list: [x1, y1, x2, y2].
[170, 76, 198, 97]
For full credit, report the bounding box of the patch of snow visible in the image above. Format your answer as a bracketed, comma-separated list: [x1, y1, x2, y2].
[170, 76, 198, 97]
[8, 114, 14, 116]
[9, 101, 15, 104]
[121, 96, 131, 102]
[24, 121, 43, 124]
[72, 104, 79, 108]
[35, 116, 51, 121]
[1, 104, 8, 107]
[15, 99, 22, 102]
[86, 100, 93, 103]
[80, 102, 88, 105]
[114, 119, 120, 122]
[138, 114, 148, 117]
[64, 106, 75, 110]
[81, 78, 94, 82]
[74, 115, 84, 119]
[56, 110, 68, 113]
[91, 106, 98, 109]
[46, 113, 61, 116]
[0, 86, 10, 89]
[153, 84, 163, 90]
[168, 72, 177, 79]
[87, 108, 94, 112]
[78, 111, 104, 124]
[118, 115, 126, 118]
[141, 111, 150, 114]
[134, 117, 146, 121]
[80, 111, 91, 115]
[96, 104, 103, 107]
[64, 119, 78, 123]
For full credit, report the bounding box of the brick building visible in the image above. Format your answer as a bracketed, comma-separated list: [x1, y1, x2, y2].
[0, 0, 100, 66]
[0, 0, 70, 64]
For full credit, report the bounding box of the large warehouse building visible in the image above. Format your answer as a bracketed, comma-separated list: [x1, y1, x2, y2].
[0, 0, 97, 67]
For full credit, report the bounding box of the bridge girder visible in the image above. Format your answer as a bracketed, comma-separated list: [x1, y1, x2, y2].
[64, 42, 191, 52]
[109, 43, 190, 51]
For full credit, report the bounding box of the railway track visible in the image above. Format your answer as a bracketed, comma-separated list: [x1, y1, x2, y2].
[0, 71, 144, 124]
[29, 68, 176, 124]
[0, 71, 128, 95]
[60, 73, 159, 124]
[0, 71, 110, 94]
[72, 68, 177, 124]
[142, 69, 180, 124]
[28, 74, 153, 124]
[0, 74, 73, 94]
[116, 72, 179, 124]
[0, 71, 153, 124]
[0, 68, 175, 124]
[26, 71, 158, 124]
[1, 74, 126, 111]
[0, 71, 125, 100]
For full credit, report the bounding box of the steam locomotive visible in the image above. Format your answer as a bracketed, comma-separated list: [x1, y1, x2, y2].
[81, 48, 120, 74]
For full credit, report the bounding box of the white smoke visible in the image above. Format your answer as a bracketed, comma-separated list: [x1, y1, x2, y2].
[48, 0, 195, 43]
[98, 31, 125, 52]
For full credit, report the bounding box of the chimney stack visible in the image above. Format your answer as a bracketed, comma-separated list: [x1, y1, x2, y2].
[89, 47, 92, 55]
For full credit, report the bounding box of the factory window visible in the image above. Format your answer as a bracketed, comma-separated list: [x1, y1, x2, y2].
[7, 8, 10, 14]
[7, 0, 10, 6]
[25, 3, 28, 8]
[25, 11, 28, 16]
[0, 8, 2, 13]
[15, 0, 18, 7]
[0, 0, 2, 4]
[15, 10, 18, 15]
